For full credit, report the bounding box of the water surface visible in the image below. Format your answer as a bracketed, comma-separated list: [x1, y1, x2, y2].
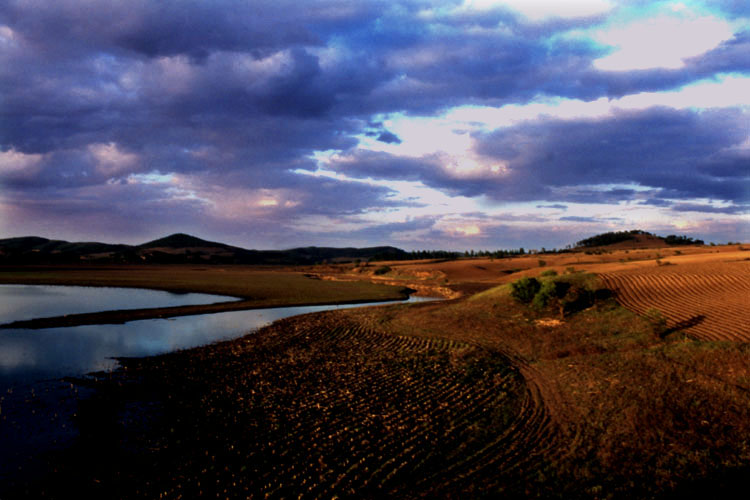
[0, 286, 434, 387]
[0, 284, 237, 324]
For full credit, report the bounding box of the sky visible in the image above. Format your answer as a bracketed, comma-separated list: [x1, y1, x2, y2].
[0, 0, 748, 251]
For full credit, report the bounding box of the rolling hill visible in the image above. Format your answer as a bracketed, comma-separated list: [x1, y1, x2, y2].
[0, 233, 409, 265]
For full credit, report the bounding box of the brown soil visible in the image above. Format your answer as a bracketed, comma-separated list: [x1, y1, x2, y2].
[600, 259, 750, 341]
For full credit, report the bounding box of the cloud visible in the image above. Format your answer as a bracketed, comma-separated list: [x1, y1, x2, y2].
[670, 203, 750, 215]
[536, 204, 568, 210]
[592, 14, 734, 71]
[376, 131, 402, 144]
[329, 107, 749, 207]
[474, 107, 750, 204]
[1, 0, 748, 247]
[559, 216, 599, 223]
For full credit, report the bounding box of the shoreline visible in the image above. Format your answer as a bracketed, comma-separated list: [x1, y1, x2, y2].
[0, 292, 416, 330]
[0, 265, 415, 328]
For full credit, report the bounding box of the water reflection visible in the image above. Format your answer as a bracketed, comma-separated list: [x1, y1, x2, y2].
[0, 287, 436, 489]
[0, 284, 236, 324]
[0, 291, 435, 388]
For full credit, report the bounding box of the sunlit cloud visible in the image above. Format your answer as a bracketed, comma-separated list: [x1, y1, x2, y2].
[453, 224, 481, 236]
[0, 148, 44, 176]
[88, 142, 139, 178]
[593, 13, 734, 71]
[461, 0, 613, 21]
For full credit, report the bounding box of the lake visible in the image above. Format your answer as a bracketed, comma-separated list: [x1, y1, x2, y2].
[0, 284, 433, 388]
[0, 284, 238, 324]
[0, 284, 434, 486]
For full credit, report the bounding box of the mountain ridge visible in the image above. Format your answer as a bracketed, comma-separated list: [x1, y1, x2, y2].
[0, 233, 409, 265]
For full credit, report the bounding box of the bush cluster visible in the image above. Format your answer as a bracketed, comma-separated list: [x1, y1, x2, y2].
[510, 273, 604, 317]
[509, 277, 541, 303]
[373, 265, 392, 275]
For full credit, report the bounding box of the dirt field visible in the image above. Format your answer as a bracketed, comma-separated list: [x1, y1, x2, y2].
[312, 244, 748, 298]
[600, 259, 750, 341]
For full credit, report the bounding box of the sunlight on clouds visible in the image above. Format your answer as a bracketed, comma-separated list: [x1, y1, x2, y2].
[445, 99, 613, 128]
[454, 224, 481, 236]
[0, 25, 18, 47]
[593, 14, 733, 71]
[258, 199, 278, 207]
[0, 148, 43, 174]
[617, 74, 750, 110]
[89, 142, 138, 177]
[364, 73, 750, 161]
[127, 172, 174, 185]
[354, 71, 750, 188]
[461, 0, 612, 20]
[297, 165, 487, 221]
[378, 115, 474, 158]
[153, 55, 196, 95]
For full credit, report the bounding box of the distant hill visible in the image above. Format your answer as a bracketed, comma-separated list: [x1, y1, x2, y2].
[0, 233, 409, 265]
[138, 233, 235, 250]
[575, 230, 704, 249]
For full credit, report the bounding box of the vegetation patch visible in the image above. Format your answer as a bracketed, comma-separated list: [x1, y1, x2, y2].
[511, 272, 605, 317]
[373, 265, 392, 276]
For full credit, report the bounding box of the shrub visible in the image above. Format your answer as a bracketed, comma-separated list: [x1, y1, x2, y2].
[559, 285, 595, 316]
[540, 269, 557, 277]
[538, 259, 547, 267]
[512, 273, 602, 317]
[509, 277, 540, 303]
[532, 280, 559, 310]
[373, 265, 391, 276]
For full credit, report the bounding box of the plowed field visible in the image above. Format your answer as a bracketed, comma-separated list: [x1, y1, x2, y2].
[13, 312, 559, 498]
[600, 260, 750, 341]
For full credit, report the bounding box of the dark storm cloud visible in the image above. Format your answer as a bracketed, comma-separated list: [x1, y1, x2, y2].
[474, 107, 750, 204]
